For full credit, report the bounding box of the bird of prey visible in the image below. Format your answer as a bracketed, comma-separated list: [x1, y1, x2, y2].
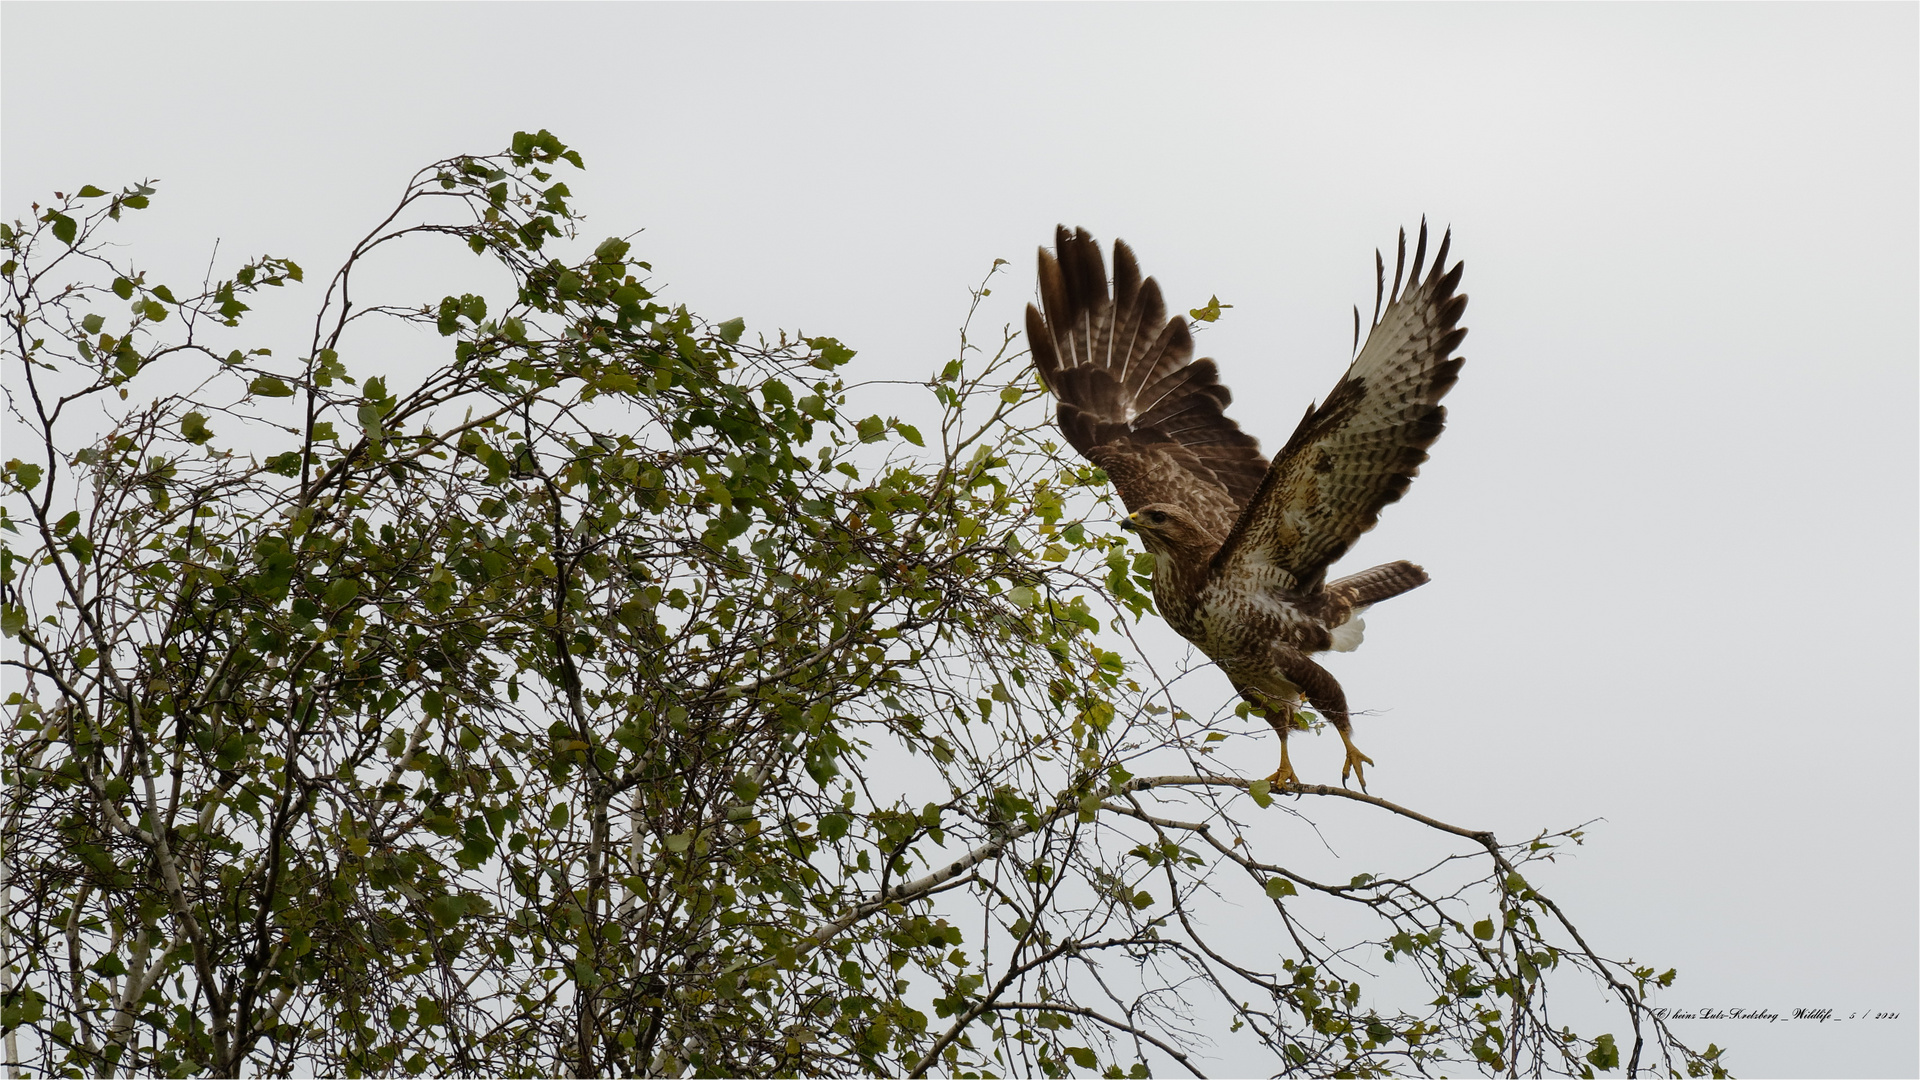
[1026, 224, 1465, 789]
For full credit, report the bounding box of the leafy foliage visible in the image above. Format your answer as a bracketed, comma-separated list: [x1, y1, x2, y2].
[2, 135, 1725, 1078]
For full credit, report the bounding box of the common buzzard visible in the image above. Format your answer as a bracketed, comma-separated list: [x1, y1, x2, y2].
[1027, 224, 1466, 789]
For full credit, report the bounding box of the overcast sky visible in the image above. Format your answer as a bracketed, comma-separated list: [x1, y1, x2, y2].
[5, 3, 1915, 1076]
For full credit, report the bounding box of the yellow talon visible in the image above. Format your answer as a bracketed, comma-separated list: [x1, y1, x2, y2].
[1338, 730, 1375, 791]
[1266, 740, 1302, 788]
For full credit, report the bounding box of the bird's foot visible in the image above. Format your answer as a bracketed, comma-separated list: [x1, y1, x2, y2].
[1266, 747, 1301, 789]
[1338, 734, 1374, 792]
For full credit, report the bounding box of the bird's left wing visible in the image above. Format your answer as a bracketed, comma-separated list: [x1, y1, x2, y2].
[1213, 222, 1466, 591]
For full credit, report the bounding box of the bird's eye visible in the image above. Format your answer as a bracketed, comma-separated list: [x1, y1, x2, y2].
[1149, 511, 1167, 524]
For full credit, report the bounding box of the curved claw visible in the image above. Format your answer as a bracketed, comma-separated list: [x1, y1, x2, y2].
[1339, 738, 1376, 792]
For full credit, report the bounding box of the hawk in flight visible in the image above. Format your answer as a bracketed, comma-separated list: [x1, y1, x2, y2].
[1027, 224, 1466, 789]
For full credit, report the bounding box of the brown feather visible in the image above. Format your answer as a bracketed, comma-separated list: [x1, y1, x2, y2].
[1213, 220, 1466, 591]
[1326, 560, 1429, 608]
[1391, 228, 1407, 304]
[1409, 216, 1428, 285]
[1372, 249, 1385, 328]
[1027, 228, 1268, 537]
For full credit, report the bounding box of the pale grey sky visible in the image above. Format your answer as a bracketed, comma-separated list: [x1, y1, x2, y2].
[5, 3, 1915, 1075]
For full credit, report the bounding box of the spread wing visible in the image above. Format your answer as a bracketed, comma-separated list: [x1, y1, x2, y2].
[1027, 226, 1266, 539]
[1214, 221, 1466, 592]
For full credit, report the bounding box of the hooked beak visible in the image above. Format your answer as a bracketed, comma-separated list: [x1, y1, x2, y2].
[1119, 513, 1139, 532]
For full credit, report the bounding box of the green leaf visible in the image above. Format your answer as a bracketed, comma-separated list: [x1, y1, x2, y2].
[598, 369, 639, 395]
[324, 577, 361, 609]
[1265, 876, 1297, 899]
[1188, 294, 1233, 323]
[0, 605, 25, 639]
[75, 185, 108, 198]
[181, 412, 214, 444]
[48, 212, 77, 245]
[6, 460, 42, 491]
[664, 833, 691, 853]
[1066, 1047, 1098, 1069]
[716, 317, 745, 344]
[429, 894, 467, 927]
[81, 314, 104, 334]
[1248, 779, 1272, 808]
[111, 277, 133, 300]
[594, 237, 631, 263]
[249, 376, 296, 398]
[53, 511, 79, 537]
[894, 423, 924, 447]
[804, 335, 855, 369]
[1473, 918, 1496, 941]
[141, 299, 167, 322]
[1586, 1032, 1620, 1070]
[0, 986, 45, 1028]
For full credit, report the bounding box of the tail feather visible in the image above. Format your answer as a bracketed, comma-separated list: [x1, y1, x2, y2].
[1327, 560, 1429, 607]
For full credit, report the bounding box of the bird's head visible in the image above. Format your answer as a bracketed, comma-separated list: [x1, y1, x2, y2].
[1120, 503, 1216, 557]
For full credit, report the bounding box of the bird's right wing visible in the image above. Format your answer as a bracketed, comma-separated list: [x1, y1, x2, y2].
[1027, 226, 1266, 539]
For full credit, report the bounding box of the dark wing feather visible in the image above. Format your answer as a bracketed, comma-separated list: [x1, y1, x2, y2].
[1028, 227, 1266, 538]
[1214, 221, 1466, 592]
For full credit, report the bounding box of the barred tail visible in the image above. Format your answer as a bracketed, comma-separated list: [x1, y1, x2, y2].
[1327, 560, 1429, 607]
